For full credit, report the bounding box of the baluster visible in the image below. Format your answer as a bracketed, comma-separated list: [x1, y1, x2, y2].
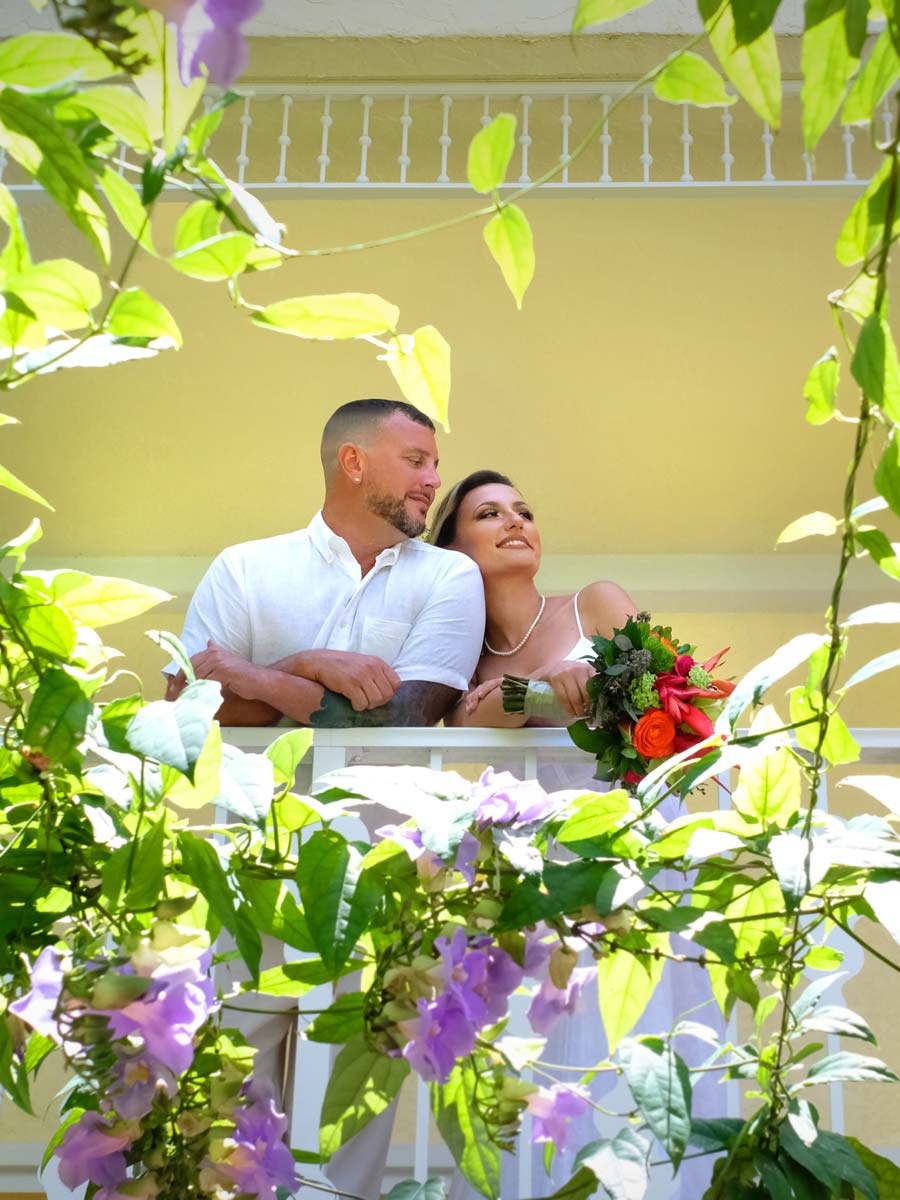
[842, 124, 856, 181]
[275, 94, 293, 184]
[0, 147, 7, 184]
[117, 143, 128, 177]
[317, 94, 332, 184]
[559, 93, 572, 184]
[429, 748, 443, 771]
[414, 1077, 430, 1181]
[802, 148, 814, 182]
[882, 96, 895, 142]
[236, 92, 253, 185]
[761, 120, 775, 181]
[357, 94, 373, 183]
[680, 103, 693, 182]
[517, 1066, 534, 1196]
[720, 106, 734, 182]
[639, 93, 653, 183]
[481, 94, 492, 129]
[437, 94, 453, 183]
[518, 95, 533, 184]
[599, 94, 612, 182]
[398, 94, 412, 184]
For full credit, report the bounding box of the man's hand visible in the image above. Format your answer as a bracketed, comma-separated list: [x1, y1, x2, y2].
[278, 649, 401, 712]
[192, 640, 263, 700]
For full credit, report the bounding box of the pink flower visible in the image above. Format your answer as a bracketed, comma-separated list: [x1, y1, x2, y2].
[527, 967, 596, 1036]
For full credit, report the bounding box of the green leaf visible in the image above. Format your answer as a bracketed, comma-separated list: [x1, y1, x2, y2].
[22, 667, 91, 761]
[22, 568, 171, 627]
[146, 629, 195, 681]
[845, 1137, 900, 1199]
[836, 158, 892, 266]
[732, 0, 782, 44]
[802, 0, 859, 153]
[0, 89, 109, 263]
[319, 1035, 409, 1158]
[267, 728, 313, 789]
[179, 832, 261, 977]
[842, 648, 900, 690]
[127, 12, 204, 155]
[467, 113, 517, 192]
[253, 959, 361, 996]
[803, 348, 839, 425]
[7, 258, 101, 331]
[781, 1125, 879, 1200]
[305, 993, 366, 1044]
[724, 632, 827, 724]
[107, 287, 181, 347]
[789, 689, 860, 765]
[163, 722, 221, 811]
[556, 790, 632, 852]
[843, 30, 900, 123]
[250, 292, 399, 339]
[831, 271, 879, 324]
[0, 462, 52, 510]
[174, 199, 223, 252]
[482, 204, 535, 309]
[386, 325, 451, 433]
[574, 1128, 650, 1200]
[99, 166, 156, 256]
[776, 511, 838, 544]
[803, 944, 844, 970]
[875, 435, 900, 518]
[620, 1039, 691, 1169]
[597, 937, 666, 1053]
[214, 743, 274, 830]
[654, 52, 735, 106]
[169, 231, 255, 281]
[855, 527, 900, 582]
[237, 875, 315, 952]
[56, 85, 158, 152]
[799, 1004, 876, 1043]
[384, 1182, 447, 1200]
[433, 1061, 501, 1199]
[296, 830, 382, 972]
[124, 818, 166, 909]
[0, 183, 30, 275]
[851, 312, 900, 422]
[699, 0, 782, 127]
[186, 91, 238, 156]
[572, 0, 653, 32]
[732, 715, 801, 825]
[0, 33, 113, 90]
[126, 678, 222, 779]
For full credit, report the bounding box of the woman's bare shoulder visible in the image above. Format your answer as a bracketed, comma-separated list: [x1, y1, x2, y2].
[577, 580, 639, 635]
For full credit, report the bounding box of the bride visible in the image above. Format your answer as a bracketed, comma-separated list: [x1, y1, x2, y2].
[430, 470, 636, 727]
[430, 469, 721, 1200]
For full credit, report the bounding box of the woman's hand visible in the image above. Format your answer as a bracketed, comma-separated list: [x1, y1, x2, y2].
[537, 660, 593, 717]
[464, 676, 503, 715]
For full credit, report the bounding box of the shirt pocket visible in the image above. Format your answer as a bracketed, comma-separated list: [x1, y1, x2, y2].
[360, 616, 412, 664]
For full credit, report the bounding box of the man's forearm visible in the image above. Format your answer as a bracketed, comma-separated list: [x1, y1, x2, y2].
[239, 666, 327, 725]
[215, 689, 281, 727]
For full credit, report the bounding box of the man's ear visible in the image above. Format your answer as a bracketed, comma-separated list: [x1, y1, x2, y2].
[336, 441, 365, 483]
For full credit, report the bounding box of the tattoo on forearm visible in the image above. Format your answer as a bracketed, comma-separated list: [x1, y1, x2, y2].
[308, 681, 459, 728]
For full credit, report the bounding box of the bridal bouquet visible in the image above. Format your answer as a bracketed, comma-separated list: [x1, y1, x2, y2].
[502, 611, 735, 785]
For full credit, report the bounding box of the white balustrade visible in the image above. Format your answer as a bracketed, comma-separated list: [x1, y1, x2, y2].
[236, 91, 253, 185]
[518, 94, 533, 184]
[680, 103, 693, 183]
[398, 94, 412, 183]
[275, 94, 293, 184]
[720, 106, 734, 182]
[317, 94, 332, 184]
[640, 92, 653, 182]
[599, 93, 612, 183]
[357, 94, 374, 183]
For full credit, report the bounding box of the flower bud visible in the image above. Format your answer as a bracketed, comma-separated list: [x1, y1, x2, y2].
[601, 909, 633, 935]
[177, 1110, 212, 1138]
[549, 946, 578, 990]
[90, 971, 152, 1010]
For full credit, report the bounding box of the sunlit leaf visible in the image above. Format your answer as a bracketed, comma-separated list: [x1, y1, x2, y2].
[875, 434, 900, 518]
[803, 347, 839, 425]
[127, 11, 204, 155]
[22, 667, 91, 761]
[107, 287, 181, 347]
[777, 511, 838, 544]
[699, 0, 782, 127]
[842, 649, 900, 691]
[56, 85, 158, 152]
[0, 462, 52, 509]
[723, 633, 827, 724]
[843, 29, 900, 124]
[732, 709, 801, 825]
[297, 829, 382, 971]
[98, 166, 156, 256]
[386, 325, 451, 432]
[174, 198, 223, 252]
[843, 601, 900, 625]
[851, 312, 900, 422]
[21, 568, 170, 627]
[572, 0, 653, 32]
[836, 159, 892, 266]
[574, 1128, 650, 1200]
[483, 203, 535, 308]
[597, 936, 666, 1052]
[251, 292, 399, 339]
[788, 689, 860, 765]
[320, 1036, 409, 1157]
[801, 0, 859, 153]
[9, 258, 101, 331]
[854, 528, 900, 582]
[433, 1061, 501, 1199]
[467, 113, 517, 192]
[654, 52, 735, 106]
[0, 33, 114, 90]
[802, 1051, 898, 1087]
[126, 678, 222, 780]
[267, 727, 313, 789]
[169, 231, 255, 281]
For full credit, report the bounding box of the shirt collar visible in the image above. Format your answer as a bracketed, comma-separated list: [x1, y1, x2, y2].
[309, 510, 405, 567]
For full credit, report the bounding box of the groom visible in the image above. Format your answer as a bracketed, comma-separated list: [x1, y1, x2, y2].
[165, 397, 485, 725]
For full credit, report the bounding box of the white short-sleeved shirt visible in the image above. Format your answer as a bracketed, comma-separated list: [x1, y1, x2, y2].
[170, 511, 486, 693]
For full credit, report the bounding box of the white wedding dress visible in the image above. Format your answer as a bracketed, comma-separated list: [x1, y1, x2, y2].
[450, 594, 723, 1200]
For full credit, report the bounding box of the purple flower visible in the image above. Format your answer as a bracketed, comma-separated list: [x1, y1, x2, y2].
[108, 1049, 177, 1119]
[434, 929, 490, 1024]
[454, 830, 481, 885]
[527, 967, 596, 1036]
[398, 993, 477, 1083]
[471, 769, 556, 828]
[107, 955, 218, 1076]
[216, 1081, 298, 1200]
[376, 824, 445, 879]
[178, 0, 263, 87]
[9, 947, 65, 1041]
[526, 1084, 590, 1152]
[523, 926, 554, 977]
[54, 1111, 131, 1189]
[477, 939, 524, 1023]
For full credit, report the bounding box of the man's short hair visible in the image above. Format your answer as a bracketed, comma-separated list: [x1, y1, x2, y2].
[321, 398, 435, 478]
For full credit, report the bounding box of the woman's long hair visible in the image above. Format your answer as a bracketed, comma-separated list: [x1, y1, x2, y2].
[428, 469, 515, 548]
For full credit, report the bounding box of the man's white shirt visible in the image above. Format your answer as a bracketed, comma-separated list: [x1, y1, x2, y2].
[173, 511, 486, 693]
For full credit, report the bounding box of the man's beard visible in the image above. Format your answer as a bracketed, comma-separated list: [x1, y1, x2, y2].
[364, 484, 426, 538]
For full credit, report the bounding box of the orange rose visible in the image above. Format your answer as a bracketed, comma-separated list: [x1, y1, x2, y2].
[632, 709, 677, 760]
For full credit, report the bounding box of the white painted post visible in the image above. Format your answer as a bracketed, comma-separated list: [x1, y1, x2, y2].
[720, 107, 734, 183]
[802, 149, 814, 182]
[481, 94, 492, 130]
[414, 1078, 430, 1181]
[398, 94, 413, 184]
[599, 94, 612, 182]
[357, 94, 374, 183]
[639, 93, 653, 183]
[559, 94, 572, 184]
[519, 95, 533, 184]
[882, 96, 895, 142]
[842, 125, 856, 181]
[317, 95, 332, 184]
[761, 121, 775, 181]
[275, 94, 293, 183]
[236, 92, 253, 185]
[438, 95, 453, 183]
[680, 103, 693, 182]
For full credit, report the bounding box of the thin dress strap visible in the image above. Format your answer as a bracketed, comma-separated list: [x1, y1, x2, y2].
[572, 589, 586, 639]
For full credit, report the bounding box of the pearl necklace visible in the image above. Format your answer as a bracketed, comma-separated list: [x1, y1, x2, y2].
[484, 595, 547, 657]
